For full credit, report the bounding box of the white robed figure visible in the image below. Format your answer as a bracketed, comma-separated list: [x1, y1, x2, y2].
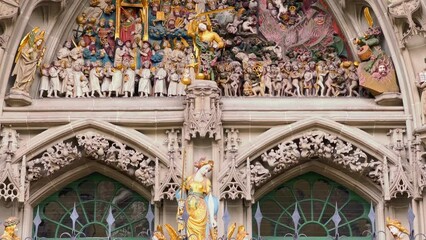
[72, 64, 85, 98]
[154, 64, 167, 97]
[138, 61, 152, 97]
[109, 67, 123, 97]
[123, 66, 136, 97]
[89, 63, 104, 97]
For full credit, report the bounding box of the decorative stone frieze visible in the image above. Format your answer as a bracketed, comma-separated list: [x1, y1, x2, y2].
[0, 127, 22, 201]
[224, 128, 241, 162]
[153, 129, 183, 202]
[164, 129, 181, 162]
[218, 158, 251, 200]
[183, 80, 222, 141]
[249, 131, 383, 188]
[386, 156, 414, 199]
[413, 134, 426, 196]
[388, 0, 426, 45]
[154, 157, 182, 202]
[26, 132, 156, 187]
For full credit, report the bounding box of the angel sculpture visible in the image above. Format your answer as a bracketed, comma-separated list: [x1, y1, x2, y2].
[11, 27, 46, 95]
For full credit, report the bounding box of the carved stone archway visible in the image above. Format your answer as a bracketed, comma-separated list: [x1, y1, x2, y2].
[219, 118, 413, 202]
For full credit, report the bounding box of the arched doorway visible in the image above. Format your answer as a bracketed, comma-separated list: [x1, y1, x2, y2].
[35, 173, 151, 239]
[253, 172, 372, 239]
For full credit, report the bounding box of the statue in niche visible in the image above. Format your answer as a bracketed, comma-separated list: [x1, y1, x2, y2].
[416, 59, 426, 124]
[353, 8, 399, 96]
[181, 158, 218, 240]
[1, 217, 20, 240]
[386, 217, 409, 240]
[10, 27, 46, 95]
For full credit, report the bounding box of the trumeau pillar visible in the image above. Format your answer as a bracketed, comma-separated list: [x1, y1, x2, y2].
[183, 80, 222, 142]
[182, 79, 224, 234]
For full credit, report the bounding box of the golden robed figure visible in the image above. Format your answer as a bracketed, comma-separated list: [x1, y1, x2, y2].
[183, 159, 217, 240]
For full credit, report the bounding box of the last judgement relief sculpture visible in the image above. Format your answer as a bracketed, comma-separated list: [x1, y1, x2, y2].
[7, 0, 401, 103]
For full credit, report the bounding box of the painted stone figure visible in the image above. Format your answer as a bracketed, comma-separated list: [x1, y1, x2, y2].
[11, 27, 46, 95]
[187, 15, 225, 80]
[353, 8, 399, 95]
[11, 0, 398, 100]
[386, 217, 409, 240]
[183, 159, 217, 240]
[1, 217, 20, 240]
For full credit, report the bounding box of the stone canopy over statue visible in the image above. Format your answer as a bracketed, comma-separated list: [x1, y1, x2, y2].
[8, 0, 401, 102]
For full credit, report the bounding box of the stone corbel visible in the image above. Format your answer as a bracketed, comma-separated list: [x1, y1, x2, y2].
[183, 80, 222, 141]
[388, 0, 426, 46]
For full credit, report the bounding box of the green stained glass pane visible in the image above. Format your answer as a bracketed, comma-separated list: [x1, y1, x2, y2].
[43, 202, 65, 222]
[300, 223, 327, 236]
[82, 223, 107, 237]
[254, 172, 371, 239]
[312, 180, 330, 200]
[125, 201, 147, 221]
[342, 200, 365, 221]
[34, 173, 150, 239]
[97, 181, 115, 201]
[313, 201, 324, 220]
[329, 186, 349, 207]
[58, 188, 78, 209]
[78, 179, 96, 201]
[262, 199, 281, 221]
[320, 204, 335, 224]
[294, 180, 310, 201]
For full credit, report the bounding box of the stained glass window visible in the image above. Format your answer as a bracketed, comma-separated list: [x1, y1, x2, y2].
[253, 173, 371, 239]
[35, 173, 150, 239]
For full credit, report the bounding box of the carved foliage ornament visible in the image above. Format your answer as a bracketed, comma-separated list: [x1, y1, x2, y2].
[26, 132, 156, 187]
[250, 131, 383, 188]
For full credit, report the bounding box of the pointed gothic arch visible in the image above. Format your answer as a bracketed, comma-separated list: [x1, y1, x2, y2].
[28, 160, 152, 205]
[235, 117, 398, 167]
[219, 117, 398, 202]
[12, 119, 170, 167]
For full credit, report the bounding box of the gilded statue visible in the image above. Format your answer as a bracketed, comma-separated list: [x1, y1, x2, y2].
[187, 9, 231, 81]
[183, 158, 218, 240]
[10, 27, 46, 95]
[1, 217, 20, 240]
[386, 217, 409, 240]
